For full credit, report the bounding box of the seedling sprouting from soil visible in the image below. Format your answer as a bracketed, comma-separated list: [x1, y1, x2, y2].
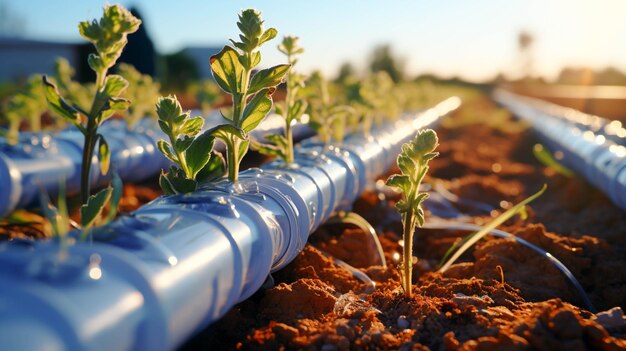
[209, 9, 290, 182]
[533, 144, 574, 177]
[386, 129, 439, 297]
[156, 96, 225, 194]
[42, 4, 139, 228]
[117, 63, 161, 128]
[254, 36, 307, 164]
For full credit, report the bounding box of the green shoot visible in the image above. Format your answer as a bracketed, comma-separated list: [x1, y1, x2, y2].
[386, 129, 439, 297]
[306, 72, 354, 146]
[437, 184, 547, 273]
[43, 4, 139, 227]
[117, 63, 161, 128]
[254, 35, 307, 164]
[533, 144, 574, 177]
[79, 173, 123, 241]
[156, 95, 225, 194]
[209, 8, 290, 182]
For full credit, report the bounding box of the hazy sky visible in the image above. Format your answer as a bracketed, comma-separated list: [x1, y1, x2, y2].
[4, 0, 626, 82]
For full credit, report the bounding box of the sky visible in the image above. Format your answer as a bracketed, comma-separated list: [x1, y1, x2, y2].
[3, 0, 626, 82]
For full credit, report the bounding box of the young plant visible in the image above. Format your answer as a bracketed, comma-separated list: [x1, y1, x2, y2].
[42, 5, 139, 224]
[117, 63, 161, 128]
[306, 72, 353, 146]
[254, 35, 307, 164]
[156, 95, 225, 194]
[1, 76, 48, 144]
[209, 8, 290, 182]
[385, 129, 439, 297]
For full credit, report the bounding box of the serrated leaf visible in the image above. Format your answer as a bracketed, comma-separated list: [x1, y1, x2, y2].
[248, 64, 290, 95]
[386, 174, 410, 193]
[98, 135, 110, 175]
[80, 186, 113, 229]
[179, 116, 204, 136]
[167, 172, 197, 194]
[210, 46, 244, 94]
[241, 89, 273, 133]
[157, 140, 177, 163]
[259, 28, 277, 46]
[397, 154, 414, 175]
[196, 151, 225, 182]
[156, 95, 183, 123]
[159, 171, 176, 195]
[42, 76, 81, 124]
[103, 74, 128, 97]
[186, 130, 216, 179]
[158, 120, 172, 136]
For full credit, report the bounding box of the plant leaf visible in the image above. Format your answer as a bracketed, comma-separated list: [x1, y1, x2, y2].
[386, 174, 410, 193]
[103, 74, 129, 97]
[180, 116, 204, 137]
[80, 186, 113, 229]
[174, 135, 193, 152]
[42, 76, 81, 124]
[157, 140, 177, 163]
[210, 46, 244, 94]
[248, 64, 291, 94]
[159, 171, 176, 195]
[106, 173, 123, 222]
[259, 28, 278, 46]
[196, 151, 225, 182]
[208, 124, 246, 141]
[186, 130, 216, 179]
[241, 88, 273, 133]
[97, 135, 110, 175]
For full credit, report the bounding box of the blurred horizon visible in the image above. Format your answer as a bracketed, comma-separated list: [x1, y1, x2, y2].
[1, 0, 626, 83]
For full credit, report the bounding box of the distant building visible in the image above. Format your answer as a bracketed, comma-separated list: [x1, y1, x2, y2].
[0, 37, 80, 82]
[181, 46, 223, 79]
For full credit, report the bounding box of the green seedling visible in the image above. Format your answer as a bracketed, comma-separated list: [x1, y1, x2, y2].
[386, 129, 439, 297]
[306, 72, 354, 146]
[437, 184, 547, 273]
[254, 35, 307, 164]
[117, 63, 161, 128]
[533, 144, 574, 177]
[43, 4, 139, 228]
[156, 95, 225, 194]
[209, 8, 290, 182]
[1, 76, 48, 144]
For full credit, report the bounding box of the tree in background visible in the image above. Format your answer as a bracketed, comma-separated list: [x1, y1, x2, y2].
[369, 44, 405, 83]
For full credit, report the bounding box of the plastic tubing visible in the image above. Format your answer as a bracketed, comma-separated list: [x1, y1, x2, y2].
[0, 114, 314, 217]
[494, 89, 626, 211]
[0, 97, 460, 351]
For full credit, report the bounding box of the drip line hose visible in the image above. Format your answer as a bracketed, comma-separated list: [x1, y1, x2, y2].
[424, 222, 595, 312]
[494, 89, 626, 211]
[0, 97, 461, 351]
[0, 114, 314, 217]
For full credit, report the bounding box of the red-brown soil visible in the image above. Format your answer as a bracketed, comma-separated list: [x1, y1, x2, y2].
[182, 95, 626, 350]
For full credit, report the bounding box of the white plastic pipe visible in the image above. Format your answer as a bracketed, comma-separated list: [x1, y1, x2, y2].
[0, 98, 460, 351]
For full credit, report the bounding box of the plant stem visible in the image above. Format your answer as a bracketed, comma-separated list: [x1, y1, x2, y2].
[228, 135, 240, 183]
[80, 120, 96, 204]
[402, 209, 415, 298]
[285, 122, 294, 164]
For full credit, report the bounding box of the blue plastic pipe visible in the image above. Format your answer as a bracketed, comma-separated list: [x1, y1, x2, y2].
[0, 97, 460, 351]
[0, 113, 314, 216]
[494, 89, 626, 211]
